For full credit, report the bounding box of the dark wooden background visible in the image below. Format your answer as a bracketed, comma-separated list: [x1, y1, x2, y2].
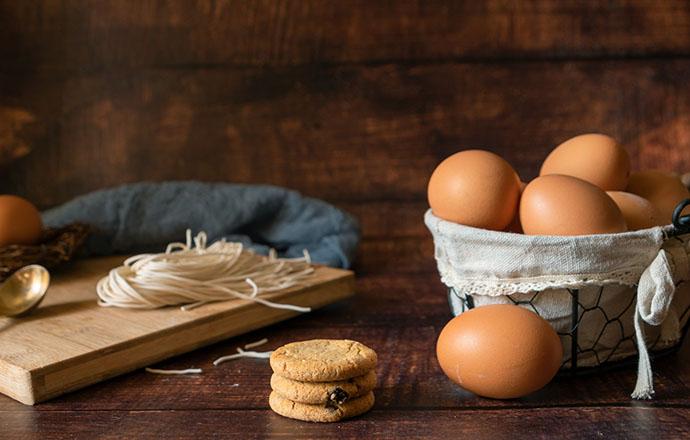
[2, 1, 690, 438]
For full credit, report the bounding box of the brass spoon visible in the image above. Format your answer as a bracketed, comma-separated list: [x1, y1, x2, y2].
[0, 265, 50, 317]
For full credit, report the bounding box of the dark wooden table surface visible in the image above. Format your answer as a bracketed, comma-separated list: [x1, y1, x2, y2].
[2, 261, 690, 438]
[2, 1, 690, 438]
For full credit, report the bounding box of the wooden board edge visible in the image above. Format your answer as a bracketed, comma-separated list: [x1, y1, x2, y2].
[0, 360, 36, 405]
[22, 271, 354, 405]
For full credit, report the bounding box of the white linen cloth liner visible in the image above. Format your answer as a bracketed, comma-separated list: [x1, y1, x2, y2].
[425, 209, 690, 399]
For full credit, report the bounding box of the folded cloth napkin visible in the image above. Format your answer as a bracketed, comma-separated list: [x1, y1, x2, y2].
[42, 181, 360, 268]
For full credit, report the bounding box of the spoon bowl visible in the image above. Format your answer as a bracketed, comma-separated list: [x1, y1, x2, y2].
[0, 265, 50, 317]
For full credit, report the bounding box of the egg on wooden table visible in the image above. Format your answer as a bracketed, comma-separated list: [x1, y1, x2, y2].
[0, 195, 43, 247]
[427, 150, 522, 231]
[626, 170, 690, 224]
[520, 175, 627, 236]
[436, 304, 562, 399]
[606, 191, 662, 230]
[540, 133, 630, 191]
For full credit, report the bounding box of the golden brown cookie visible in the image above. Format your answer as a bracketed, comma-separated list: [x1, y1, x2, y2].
[271, 369, 377, 405]
[270, 339, 377, 382]
[269, 390, 375, 423]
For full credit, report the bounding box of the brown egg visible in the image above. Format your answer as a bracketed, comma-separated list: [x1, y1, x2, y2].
[0, 195, 43, 247]
[428, 150, 521, 230]
[682, 172, 690, 190]
[436, 304, 562, 399]
[626, 171, 690, 224]
[520, 175, 627, 236]
[607, 191, 662, 230]
[540, 133, 630, 190]
[505, 181, 527, 233]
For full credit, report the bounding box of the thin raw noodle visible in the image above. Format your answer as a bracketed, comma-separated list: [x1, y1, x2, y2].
[244, 338, 269, 349]
[213, 349, 273, 366]
[145, 368, 203, 375]
[97, 230, 314, 312]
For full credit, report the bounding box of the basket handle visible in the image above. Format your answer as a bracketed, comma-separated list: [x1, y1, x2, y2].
[670, 199, 690, 236]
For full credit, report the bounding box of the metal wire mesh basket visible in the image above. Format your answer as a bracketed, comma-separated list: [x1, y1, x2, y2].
[446, 200, 690, 375]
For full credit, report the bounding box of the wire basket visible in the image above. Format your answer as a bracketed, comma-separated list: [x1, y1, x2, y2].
[0, 223, 90, 282]
[446, 200, 690, 375]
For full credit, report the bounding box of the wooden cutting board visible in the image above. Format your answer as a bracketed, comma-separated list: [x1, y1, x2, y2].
[0, 256, 355, 405]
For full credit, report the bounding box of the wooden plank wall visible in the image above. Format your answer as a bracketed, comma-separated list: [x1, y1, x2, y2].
[1, 1, 690, 274]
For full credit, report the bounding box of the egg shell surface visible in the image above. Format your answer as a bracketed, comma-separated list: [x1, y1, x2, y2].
[540, 133, 630, 190]
[504, 181, 527, 233]
[606, 191, 662, 230]
[427, 150, 521, 230]
[626, 170, 690, 224]
[520, 175, 627, 236]
[436, 304, 562, 399]
[682, 172, 690, 190]
[0, 195, 43, 247]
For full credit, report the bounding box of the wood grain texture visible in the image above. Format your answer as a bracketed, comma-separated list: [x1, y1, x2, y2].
[0, 256, 354, 405]
[2, 0, 690, 71]
[0, 272, 688, 413]
[0, 257, 688, 434]
[2, 1, 690, 437]
[3, 405, 690, 439]
[2, 60, 690, 211]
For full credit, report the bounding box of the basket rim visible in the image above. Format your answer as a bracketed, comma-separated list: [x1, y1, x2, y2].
[424, 210, 683, 296]
[425, 208, 673, 242]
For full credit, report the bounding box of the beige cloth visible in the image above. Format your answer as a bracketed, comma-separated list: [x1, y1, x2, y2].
[425, 210, 690, 399]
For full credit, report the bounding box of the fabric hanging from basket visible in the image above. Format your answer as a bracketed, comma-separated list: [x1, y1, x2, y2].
[632, 240, 689, 398]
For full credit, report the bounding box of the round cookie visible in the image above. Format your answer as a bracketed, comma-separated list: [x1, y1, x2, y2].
[270, 339, 377, 382]
[271, 369, 377, 405]
[269, 390, 375, 423]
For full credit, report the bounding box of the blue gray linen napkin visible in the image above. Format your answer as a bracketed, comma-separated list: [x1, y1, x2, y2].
[42, 181, 360, 268]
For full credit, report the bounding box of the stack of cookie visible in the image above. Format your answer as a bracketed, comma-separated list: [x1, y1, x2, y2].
[269, 339, 377, 423]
